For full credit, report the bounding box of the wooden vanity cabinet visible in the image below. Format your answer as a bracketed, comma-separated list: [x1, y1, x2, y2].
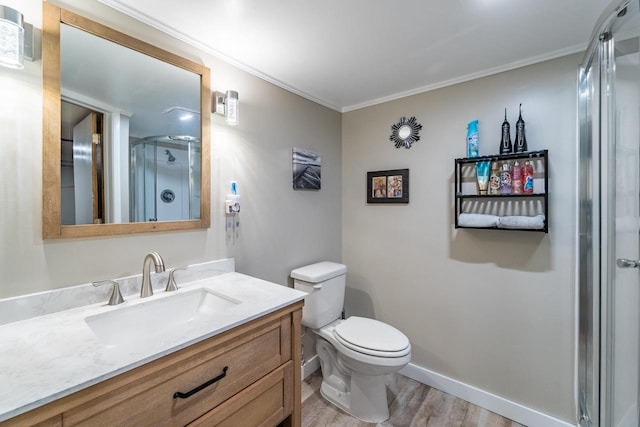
[1, 302, 302, 427]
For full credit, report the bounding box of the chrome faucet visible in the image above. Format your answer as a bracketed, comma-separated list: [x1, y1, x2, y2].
[165, 266, 187, 292]
[92, 280, 125, 305]
[140, 251, 165, 298]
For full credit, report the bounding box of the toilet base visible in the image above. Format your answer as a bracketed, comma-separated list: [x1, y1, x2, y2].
[320, 371, 390, 423]
[316, 336, 390, 422]
[312, 319, 410, 423]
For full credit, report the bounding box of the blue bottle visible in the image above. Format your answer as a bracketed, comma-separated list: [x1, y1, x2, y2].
[467, 120, 479, 158]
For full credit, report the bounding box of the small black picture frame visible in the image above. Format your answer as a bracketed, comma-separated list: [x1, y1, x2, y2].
[367, 169, 409, 204]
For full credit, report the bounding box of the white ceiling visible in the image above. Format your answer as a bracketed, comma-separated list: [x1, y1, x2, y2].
[98, 0, 609, 112]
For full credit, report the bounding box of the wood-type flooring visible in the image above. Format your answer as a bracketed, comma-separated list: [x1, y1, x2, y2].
[301, 370, 526, 427]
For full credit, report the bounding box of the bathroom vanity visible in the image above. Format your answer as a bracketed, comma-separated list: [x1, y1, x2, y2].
[0, 261, 304, 427]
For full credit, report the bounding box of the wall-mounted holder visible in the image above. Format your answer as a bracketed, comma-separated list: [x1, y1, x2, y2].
[224, 181, 240, 237]
[224, 180, 240, 214]
[225, 195, 241, 214]
[213, 90, 239, 125]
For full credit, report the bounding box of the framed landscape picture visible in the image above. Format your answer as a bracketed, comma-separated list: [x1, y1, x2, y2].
[366, 169, 409, 204]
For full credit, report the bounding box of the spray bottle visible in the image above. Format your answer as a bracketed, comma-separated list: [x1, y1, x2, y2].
[467, 120, 479, 158]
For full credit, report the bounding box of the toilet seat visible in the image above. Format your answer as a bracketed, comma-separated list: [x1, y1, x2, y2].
[333, 317, 410, 358]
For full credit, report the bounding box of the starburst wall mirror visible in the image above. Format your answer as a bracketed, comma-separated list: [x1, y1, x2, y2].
[390, 116, 422, 149]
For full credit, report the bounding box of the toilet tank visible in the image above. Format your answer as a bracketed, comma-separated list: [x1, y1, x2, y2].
[291, 262, 347, 329]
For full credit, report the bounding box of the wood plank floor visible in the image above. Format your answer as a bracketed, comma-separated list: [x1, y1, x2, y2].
[301, 370, 526, 427]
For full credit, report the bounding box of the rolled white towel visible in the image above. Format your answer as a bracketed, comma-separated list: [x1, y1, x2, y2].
[497, 215, 546, 230]
[458, 213, 499, 228]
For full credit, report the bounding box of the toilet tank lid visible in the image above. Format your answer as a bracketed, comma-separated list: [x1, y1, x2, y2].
[291, 261, 347, 283]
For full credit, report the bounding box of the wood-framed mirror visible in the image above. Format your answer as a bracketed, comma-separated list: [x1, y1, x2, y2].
[42, 3, 211, 239]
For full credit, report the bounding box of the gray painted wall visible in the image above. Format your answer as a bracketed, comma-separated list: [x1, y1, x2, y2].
[341, 55, 578, 423]
[0, 0, 342, 298]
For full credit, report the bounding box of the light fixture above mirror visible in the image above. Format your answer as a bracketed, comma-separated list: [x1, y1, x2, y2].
[42, 3, 211, 239]
[0, 5, 34, 69]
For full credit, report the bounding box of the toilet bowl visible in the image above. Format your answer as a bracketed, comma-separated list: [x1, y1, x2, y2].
[291, 262, 411, 422]
[313, 317, 411, 422]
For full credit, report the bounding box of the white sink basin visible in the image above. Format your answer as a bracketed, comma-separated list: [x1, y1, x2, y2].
[85, 288, 241, 348]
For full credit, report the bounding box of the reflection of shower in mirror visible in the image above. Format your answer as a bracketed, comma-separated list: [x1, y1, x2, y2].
[164, 149, 176, 163]
[130, 136, 201, 223]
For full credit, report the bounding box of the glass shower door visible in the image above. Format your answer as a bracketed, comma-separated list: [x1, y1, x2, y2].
[579, 2, 640, 426]
[608, 27, 640, 427]
[130, 139, 158, 222]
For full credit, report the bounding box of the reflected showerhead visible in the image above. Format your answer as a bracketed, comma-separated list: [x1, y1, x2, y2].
[164, 149, 176, 162]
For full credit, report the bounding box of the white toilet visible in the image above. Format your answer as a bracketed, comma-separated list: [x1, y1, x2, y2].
[291, 261, 411, 423]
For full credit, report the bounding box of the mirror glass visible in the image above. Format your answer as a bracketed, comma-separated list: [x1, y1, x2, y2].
[43, 5, 211, 238]
[61, 24, 201, 225]
[398, 125, 412, 140]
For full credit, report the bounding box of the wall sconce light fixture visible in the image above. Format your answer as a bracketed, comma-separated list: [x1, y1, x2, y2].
[0, 5, 34, 69]
[213, 90, 239, 126]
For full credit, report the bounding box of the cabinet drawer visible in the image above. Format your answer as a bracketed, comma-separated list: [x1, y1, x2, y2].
[64, 316, 291, 426]
[34, 415, 62, 427]
[188, 361, 293, 427]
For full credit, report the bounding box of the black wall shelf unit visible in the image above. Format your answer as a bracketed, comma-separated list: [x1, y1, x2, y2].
[454, 149, 549, 233]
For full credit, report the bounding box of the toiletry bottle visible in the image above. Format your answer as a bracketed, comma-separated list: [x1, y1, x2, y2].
[475, 161, 490, 195]
[467, 120, 479, 158]
[489, 161, 501, 195]
[523, 160, 534, 193]
[512, 161, 523, 194]
[514, 104, 528, 153]
[499, 108, 512, 155]
[500, 161, 512, 194]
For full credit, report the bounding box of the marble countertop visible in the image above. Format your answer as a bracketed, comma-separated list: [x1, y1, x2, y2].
[0, 272, 306, 422]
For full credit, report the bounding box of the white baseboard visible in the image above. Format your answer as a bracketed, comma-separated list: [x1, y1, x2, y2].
[302, 355, 320, 380]
[400, 363, 576, 427]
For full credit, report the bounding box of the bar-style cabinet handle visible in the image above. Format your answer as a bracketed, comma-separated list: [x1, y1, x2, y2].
[173, 366, 229, 399]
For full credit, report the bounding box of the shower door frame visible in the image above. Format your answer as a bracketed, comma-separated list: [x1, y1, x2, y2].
[129, 136, 201, 223]
[578, 0, 636, 426]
